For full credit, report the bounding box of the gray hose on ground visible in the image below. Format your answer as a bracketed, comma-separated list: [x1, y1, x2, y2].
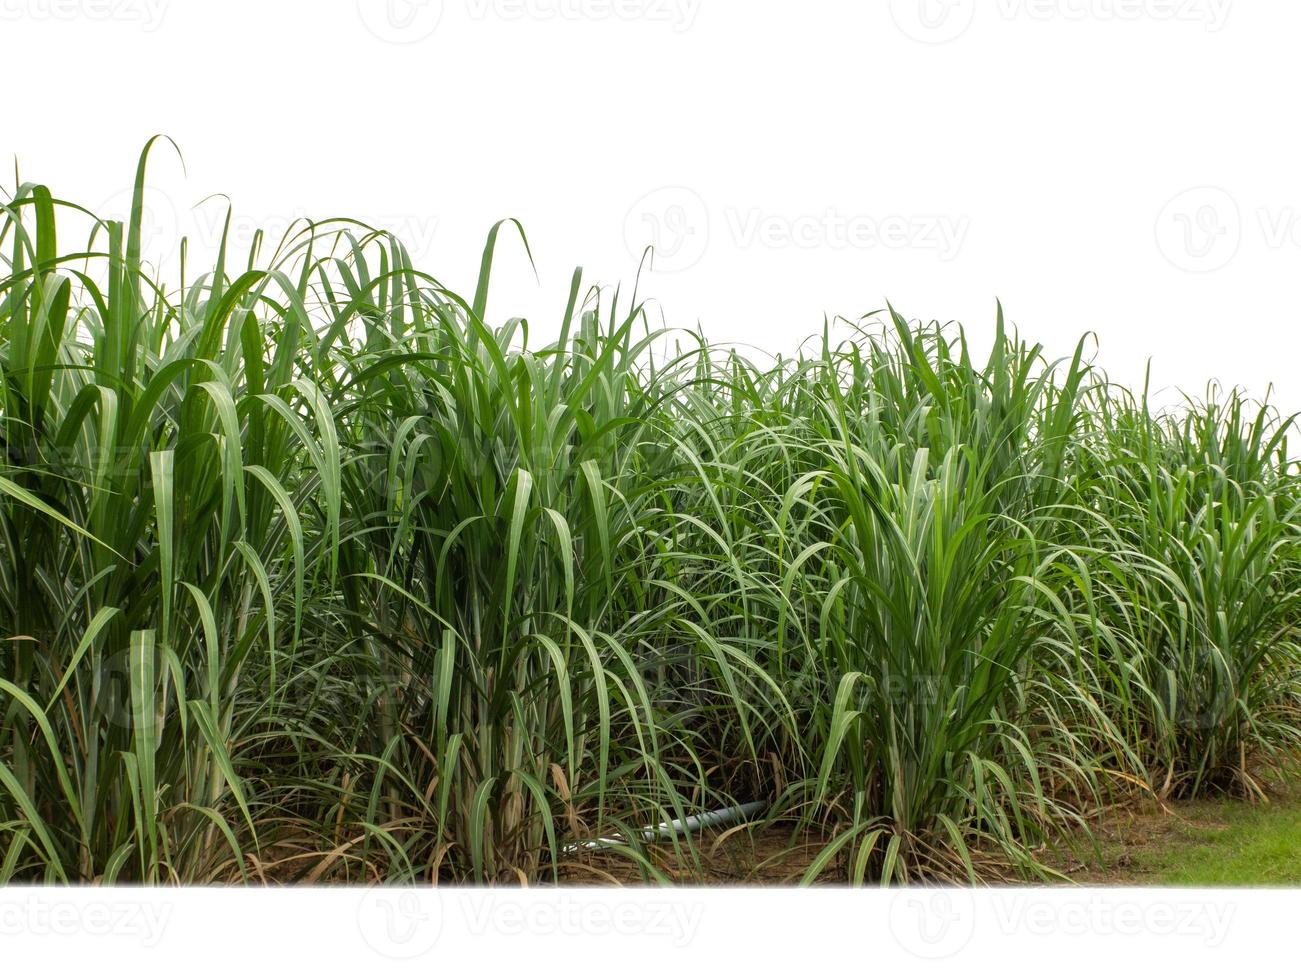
[561, 800, 768, 855]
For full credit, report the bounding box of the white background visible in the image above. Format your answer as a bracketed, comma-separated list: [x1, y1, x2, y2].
[3, 0, 1299, 973]
[0, 886, 1284, 977]
[4, 0, 1298, 410]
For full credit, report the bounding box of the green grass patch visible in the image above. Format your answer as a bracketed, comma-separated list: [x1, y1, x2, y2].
[1138, 791, 1301, 886]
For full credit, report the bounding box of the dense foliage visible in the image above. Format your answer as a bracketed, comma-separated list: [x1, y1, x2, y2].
[3, 146, 1299, 883]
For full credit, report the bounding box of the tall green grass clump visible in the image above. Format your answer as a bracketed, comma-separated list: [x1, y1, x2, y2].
[2, 143, 1299, 884]
[1068, 383, 1301, 798]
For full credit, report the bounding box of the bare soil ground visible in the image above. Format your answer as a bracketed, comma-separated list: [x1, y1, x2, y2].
[558, 773, 1301, 886]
